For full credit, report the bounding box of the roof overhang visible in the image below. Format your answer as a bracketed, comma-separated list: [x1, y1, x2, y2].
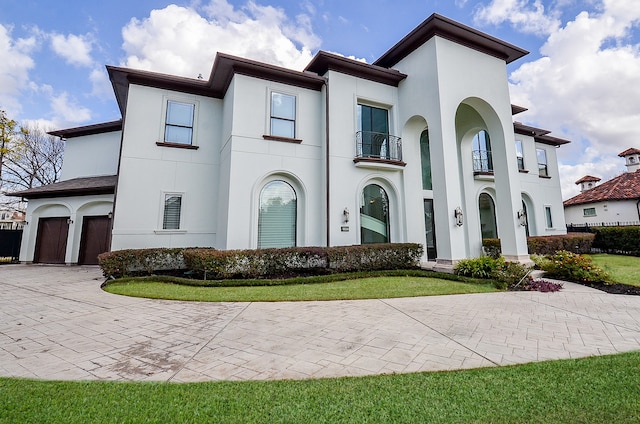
[305, 51, 407, 86]
[8, 175, 117, 199]
[373, 13, 528, 68]
[48, 120, 122, 139]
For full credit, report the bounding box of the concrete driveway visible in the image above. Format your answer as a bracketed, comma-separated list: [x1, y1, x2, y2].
[1, 264, 640, 382]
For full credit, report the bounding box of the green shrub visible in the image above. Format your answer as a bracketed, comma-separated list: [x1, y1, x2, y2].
[527, 233, 594, 255]
[98, 248, 186, 278]
[182, 243, 423, 280]
[592, 226, 640, 255]
[482, 238, 501, 258]
[455, 256, 530, 290]
[539, 250, 611, 284]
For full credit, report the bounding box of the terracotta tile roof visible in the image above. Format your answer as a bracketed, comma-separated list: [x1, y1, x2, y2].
[575, 175, 601, 184]
[8, 175, 117, 199]
[564, 170, 640, 206]
[618, 148, 640, 157]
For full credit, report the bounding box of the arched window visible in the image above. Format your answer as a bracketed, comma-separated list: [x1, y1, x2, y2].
[360, 184, 390, 244]
[472, 130, 493, 173]
[479, 193, 498, 239]
[258, 180, 297, 248]
[420, 129, 432, 190]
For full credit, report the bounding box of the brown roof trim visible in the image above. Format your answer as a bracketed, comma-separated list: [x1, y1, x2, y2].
[48, 120, 122, 138]
[511, 104, 528, 115]
[305, 51, 407, 87]
[210, 53, 326, 95]
[618, 148, 640, 157]
[108, 54, 326, 115]
[373, 13, 528, 68]
[535, 134, 571, 146]
[8, 175, 117, 199]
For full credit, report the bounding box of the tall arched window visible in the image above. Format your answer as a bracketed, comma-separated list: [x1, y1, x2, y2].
[360, 184, 390, 244]
[420, 129, 432, 190]
[258, 180, 297, 248]
[479, 193, 497, 239]
[472, 130, 493, 173]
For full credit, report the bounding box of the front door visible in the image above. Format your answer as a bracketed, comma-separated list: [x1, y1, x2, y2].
[34, 217, 69, 264]
[423, 199, 437, 261]
[78, 215, 111, 265]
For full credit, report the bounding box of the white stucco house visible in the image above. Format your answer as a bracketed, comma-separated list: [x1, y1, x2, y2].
[564, 148, 640, 227]
[12, 13, 569, 268]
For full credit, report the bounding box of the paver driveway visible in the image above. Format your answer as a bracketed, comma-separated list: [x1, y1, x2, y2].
[1, 264, 640, 382]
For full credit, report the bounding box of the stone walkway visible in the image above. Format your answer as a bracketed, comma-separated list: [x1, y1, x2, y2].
[1, 264, 639, 382]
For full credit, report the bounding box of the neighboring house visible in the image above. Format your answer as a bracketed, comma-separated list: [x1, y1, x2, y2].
[0, 208, 26, 230]
[564, 148, 640, 226]
[11, 13, 569, 269]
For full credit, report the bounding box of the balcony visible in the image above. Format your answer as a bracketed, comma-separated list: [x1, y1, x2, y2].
[472, 149, 494, 177]
[354, 131, 405, 168]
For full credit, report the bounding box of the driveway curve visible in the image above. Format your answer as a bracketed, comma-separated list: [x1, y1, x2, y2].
[1, 264, 640, 382]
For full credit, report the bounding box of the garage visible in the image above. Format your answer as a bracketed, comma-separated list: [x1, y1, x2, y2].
[78, 215, 112, 265]
[33, 217, 70, 264]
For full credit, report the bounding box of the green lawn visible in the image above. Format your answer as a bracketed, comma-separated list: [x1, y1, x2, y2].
[3, 351, 640, 423]
[105, 275, 496, 302]
[589, 254, 640, 286]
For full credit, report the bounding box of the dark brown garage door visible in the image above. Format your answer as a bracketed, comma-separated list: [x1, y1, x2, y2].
[78, 215, 111, 265]
[34, 217, 70, 264]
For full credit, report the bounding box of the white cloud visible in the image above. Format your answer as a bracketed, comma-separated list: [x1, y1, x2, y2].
[50, 33, 94, 67]
[121, 1, 321, 78]
[50, 92, 92, 124]
[0, 24, 37, 115]
[89, 67, 113, 99]
[475, 0, 561, 35]
[507, 2, 640, 199]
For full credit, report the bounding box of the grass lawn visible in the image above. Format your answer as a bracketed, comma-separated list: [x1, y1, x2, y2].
[3, 351, 640, 423]
[105, 275, 496, 302]
[589, 254, 640, 286]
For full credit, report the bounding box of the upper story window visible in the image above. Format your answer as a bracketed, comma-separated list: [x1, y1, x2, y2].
[163, 193, 183, 230]
[472, 130, 493, 174]
[355, 104, 402, 162]
[537, 148, 549, 177]
[515, 140, 525, 171]
[270, 92, 296, 139]
[165, 101, 194, 145]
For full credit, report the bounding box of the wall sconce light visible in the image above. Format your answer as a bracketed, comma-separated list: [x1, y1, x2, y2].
[454, 207, 463, 226]
[517, 209, 527, 227]
[108, 211, 113, 219]
[343, 207, 350, 223]
[67, 218, 74, 225]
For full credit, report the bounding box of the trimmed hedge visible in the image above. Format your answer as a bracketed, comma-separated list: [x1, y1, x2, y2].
[99, 243, 423, 280]
[592, 226, 640, 255]
[482, 233, 595, 256]
[98, 248, 186, 278]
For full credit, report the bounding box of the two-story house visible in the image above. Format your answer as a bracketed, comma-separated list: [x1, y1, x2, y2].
[12, 13, 569, 268]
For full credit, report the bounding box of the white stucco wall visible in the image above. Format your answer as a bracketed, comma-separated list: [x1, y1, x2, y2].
[565, 200, 640, 226]
[110, 84, 222, 250]
[60, 131, 121, 180]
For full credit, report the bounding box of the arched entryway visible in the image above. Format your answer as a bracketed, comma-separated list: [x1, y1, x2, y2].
[479, 193, 498, 239]
[360, 183, 390, 244]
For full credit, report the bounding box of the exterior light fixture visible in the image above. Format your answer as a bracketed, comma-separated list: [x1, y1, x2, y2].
[517, 209, 527, 226]
[454, 207, 463, 226]
[343, 207, 350, 223]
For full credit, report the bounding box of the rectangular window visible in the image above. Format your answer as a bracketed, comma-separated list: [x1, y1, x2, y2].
[357, 104, 389, 158]
[165, 101, 194, 144]
[515, 140, 525, 171]
[163, 194, 182, 230]
[270, 92, 296, 138]
[537, 148, 549, 177]
[545, 206, 553, 229]
[583, 207, 596, 217]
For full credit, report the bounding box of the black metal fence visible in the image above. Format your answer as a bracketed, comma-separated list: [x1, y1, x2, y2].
[567, 221, 640, 233]
[0, 229, 22, 261]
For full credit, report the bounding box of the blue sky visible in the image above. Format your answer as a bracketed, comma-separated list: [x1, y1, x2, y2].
[1, 0, 639, 199]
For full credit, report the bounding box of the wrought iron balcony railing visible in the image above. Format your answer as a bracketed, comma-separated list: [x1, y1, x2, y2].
[355, 131, 402, 162]
[472, 149, 494, 174]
